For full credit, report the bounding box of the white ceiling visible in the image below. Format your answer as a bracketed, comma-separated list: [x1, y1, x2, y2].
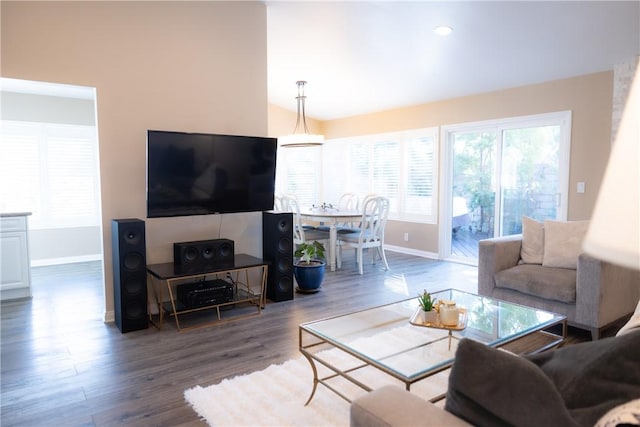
[266, 1, 640, 120]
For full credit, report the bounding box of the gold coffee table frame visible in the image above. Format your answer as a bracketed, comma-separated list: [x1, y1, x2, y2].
[299, 289, 566, 405]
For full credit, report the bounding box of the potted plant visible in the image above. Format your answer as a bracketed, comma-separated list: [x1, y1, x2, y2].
[417, 290, 438, 324]
[293, 241, 326, 293]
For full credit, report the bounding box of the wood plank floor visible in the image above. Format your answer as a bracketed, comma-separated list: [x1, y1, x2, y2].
[0, 251, 590, 426]
[451, 227, 490, 259]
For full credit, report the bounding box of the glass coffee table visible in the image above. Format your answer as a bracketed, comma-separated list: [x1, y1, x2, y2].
[299, 289, 566, 405]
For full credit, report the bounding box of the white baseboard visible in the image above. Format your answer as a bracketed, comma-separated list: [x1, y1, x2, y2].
[384, 244, 440, 260]
[103, 310, 115, 323]
[31, 254, 102, 267]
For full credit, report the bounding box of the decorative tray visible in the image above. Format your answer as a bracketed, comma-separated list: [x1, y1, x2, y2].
[409, 307, 468, 331]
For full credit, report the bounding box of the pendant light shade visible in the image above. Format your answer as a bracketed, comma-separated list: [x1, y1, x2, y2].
[279, 81, 324, 147]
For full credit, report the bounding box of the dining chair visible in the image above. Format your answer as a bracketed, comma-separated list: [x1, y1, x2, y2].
[280, 193, 315, 230]
[278, 193, 294, 212]
[336, 196, 390, 274]
[283, 194, 330, 247]
[338, 193, 378, 234]
[337, 192, 360, 232]
[317, 192, 361, 234]
[338, 193, 359, 211]
[358, 193, 378, 210]
[273, 194, 283, 211]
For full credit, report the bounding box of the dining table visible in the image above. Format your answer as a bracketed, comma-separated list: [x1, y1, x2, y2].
[299, 207, 362, 272]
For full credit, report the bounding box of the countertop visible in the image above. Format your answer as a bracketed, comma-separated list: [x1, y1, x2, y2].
[0, 212, 32, 217]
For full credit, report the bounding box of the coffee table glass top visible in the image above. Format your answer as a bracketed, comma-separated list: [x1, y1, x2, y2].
[300, 289, 565, 382]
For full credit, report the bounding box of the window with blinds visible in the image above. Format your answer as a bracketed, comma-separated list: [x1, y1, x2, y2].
[334, 128, 438, 223]
[277, 127, 438, 223]
[0, 121, 100, 229]
[274, 144, 322, 208]
[404, 133, 436, 221]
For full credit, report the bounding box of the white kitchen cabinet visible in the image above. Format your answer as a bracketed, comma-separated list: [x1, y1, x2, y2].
[1, 213, 32, 301]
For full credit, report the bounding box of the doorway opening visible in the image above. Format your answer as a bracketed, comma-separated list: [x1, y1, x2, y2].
[0, 77, 104, 317]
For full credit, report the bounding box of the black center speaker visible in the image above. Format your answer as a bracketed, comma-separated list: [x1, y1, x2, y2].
[262, 211, 294, 302]
[111, 218, 148, 333]
[173, 238, 234, 268]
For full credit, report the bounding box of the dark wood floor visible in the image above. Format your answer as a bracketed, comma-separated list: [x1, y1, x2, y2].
[1, 252, 480, 426]
[1, 250, 601, 427]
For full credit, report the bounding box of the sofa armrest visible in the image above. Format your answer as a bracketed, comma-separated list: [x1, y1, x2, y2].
[478, 234, 523, 297]
[350, 385, 472, 427]
[576, 253, 640, 329]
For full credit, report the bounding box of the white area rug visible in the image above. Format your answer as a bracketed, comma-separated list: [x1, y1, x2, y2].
[184, 324, 451, 426]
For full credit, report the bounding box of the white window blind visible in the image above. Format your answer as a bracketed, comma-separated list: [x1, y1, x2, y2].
[348, 139, 401, 211]
[0, 121, 100, 229]
[403, 133, 436, 220]
[0, 125, 40, 216]
[275, 145, 322, 207]
[324, 128, 438, 223]
[275, 128, 438, 222]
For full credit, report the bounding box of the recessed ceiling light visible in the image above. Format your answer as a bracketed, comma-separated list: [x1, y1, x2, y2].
[434, 26, 453, 36]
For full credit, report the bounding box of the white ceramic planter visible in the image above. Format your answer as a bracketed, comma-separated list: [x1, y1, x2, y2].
[419, 310, 438, 325]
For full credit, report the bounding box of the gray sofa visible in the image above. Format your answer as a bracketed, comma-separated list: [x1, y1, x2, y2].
[478, 234, 640, 339]
[351, 331, 640, 427]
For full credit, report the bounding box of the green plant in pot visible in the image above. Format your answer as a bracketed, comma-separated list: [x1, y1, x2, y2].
[417, 289, 438, 324]
[293, 241, 326, 293]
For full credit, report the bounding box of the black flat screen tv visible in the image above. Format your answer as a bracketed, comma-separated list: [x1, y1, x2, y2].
[146, 130, 277, 218]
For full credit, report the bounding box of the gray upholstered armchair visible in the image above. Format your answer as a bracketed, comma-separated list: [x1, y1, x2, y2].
[478, 234, 639, 340]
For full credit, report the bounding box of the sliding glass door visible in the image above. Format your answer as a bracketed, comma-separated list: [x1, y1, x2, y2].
[441, 111, 572, 263]
[500, 125, 564, 235]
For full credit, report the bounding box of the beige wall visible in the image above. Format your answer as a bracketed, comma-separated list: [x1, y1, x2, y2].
[269, 72, 614, 254]
[2, 1, 269, 318]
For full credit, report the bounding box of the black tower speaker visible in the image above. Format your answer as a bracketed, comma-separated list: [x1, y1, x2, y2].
[262, 211, 294, 302]
[111, 218, 148, 333]
[173, 238, 234, 268]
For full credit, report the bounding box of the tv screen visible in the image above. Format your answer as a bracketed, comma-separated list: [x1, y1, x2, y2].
[146, 130, 277, 218]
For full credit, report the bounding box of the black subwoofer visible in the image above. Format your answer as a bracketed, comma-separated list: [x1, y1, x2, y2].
[111, 218, 148, 333]
[173, 238, 234, 268]
[262, 211, 294, 302]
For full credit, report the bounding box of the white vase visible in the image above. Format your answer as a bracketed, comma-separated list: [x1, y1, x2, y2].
[440, 301, 459, 326]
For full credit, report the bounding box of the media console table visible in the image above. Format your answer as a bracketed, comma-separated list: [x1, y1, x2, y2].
[146, 254, 268, 332]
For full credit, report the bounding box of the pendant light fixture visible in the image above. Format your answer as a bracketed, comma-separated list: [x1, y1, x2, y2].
[279, 80, 324, 147]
